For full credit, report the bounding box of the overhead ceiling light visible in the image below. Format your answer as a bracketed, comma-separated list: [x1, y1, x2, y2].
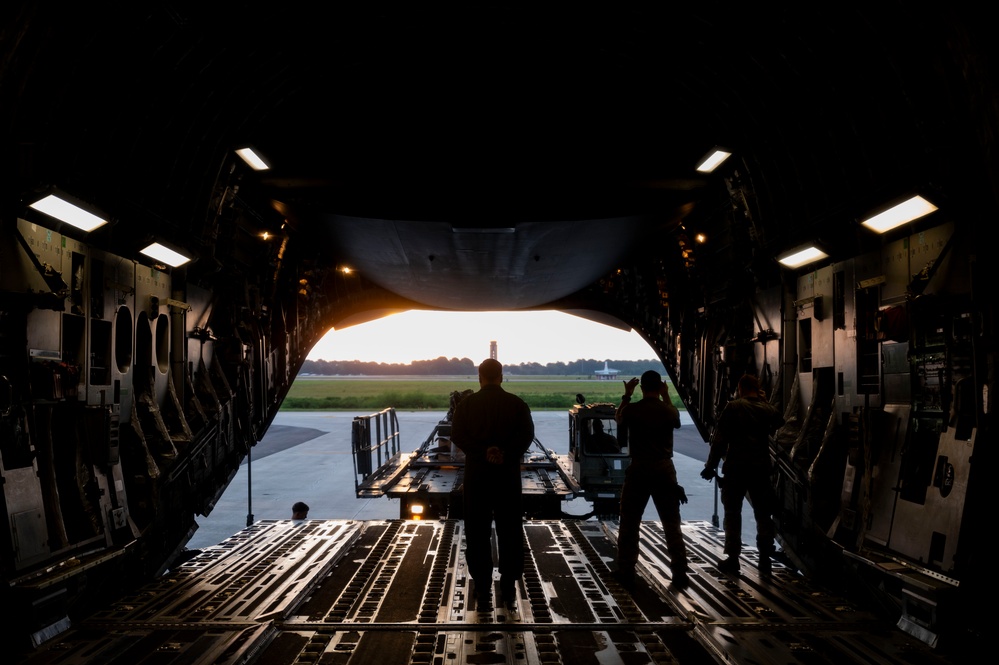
[695, 147, 732, 173]
[860, 195, 938, 234]
[140, 242, 191, 268]
[235, 147, 270, 171]
[28, 193, 109, 232]
[777, 244, 829, 269]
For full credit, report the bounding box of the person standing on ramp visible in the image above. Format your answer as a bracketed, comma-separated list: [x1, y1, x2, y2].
[451, 358, 536, 610]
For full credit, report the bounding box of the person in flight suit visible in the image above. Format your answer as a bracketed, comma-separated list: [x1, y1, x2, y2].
[614, 370, 690, 590]
[451, 358, 536, 610]
[701, 373, 785, 576]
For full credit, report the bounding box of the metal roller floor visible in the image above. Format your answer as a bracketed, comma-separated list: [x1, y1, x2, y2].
[18, 519, 959, 664]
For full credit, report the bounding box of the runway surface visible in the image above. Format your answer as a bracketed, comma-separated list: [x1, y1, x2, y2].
[187, 409, 746, 551]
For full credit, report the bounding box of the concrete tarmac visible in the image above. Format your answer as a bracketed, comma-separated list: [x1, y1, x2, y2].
[187, 409, 755, 551]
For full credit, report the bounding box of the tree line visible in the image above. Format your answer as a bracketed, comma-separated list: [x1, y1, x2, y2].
[299, 357, 667, 377]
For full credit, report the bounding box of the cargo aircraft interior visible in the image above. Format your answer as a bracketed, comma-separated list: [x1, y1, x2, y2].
[1, 5, 993, 664]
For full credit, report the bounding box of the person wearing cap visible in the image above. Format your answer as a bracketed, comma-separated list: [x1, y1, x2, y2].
[700, 373, 784, 576]
[613, 370, 690, 590]
[451, 358, 536, 610]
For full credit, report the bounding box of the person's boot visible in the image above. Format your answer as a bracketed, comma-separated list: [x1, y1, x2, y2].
[500, 578, 517, 609]
[612, 565, 636, 591]
[717, 556, 740, 574]
[758, 555, 772, 578]
[473, 579, 492, 610]
[670, 568, 689, 589]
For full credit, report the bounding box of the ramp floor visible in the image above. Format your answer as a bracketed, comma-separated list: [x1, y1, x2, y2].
[19, 518, 959, 664]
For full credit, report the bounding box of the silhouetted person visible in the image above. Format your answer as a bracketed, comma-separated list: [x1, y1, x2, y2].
[701, 373, 785, 576]
[614, 370, 689, 589]
[451, 358, 535, 610]
[292, 501, 309, 521]
[587, 419, 620, 453]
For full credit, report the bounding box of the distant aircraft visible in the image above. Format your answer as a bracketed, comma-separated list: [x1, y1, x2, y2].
[594, 361, 620, 380]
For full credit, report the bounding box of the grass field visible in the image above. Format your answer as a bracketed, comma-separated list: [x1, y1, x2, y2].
[284, 376, 682, 411]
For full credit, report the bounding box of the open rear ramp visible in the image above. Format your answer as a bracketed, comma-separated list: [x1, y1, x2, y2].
[17, 519, 959, 664]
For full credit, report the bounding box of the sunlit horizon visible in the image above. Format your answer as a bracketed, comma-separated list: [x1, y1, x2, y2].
[307, 311, 659, 366]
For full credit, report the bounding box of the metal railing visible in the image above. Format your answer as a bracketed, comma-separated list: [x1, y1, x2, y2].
[351, 408, 401, 491]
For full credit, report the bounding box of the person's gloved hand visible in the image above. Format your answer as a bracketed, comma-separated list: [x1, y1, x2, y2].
[676, 484, 688, 504]
[700, 466, 716, 481]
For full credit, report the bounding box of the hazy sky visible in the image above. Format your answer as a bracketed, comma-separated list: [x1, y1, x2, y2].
[307, 310, 658, 365]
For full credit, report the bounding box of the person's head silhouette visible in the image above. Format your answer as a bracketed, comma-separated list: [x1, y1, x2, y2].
[292, 501, 309, 520]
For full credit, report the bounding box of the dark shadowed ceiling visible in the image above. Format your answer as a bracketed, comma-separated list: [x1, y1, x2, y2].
[4, 4, 996, 312]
